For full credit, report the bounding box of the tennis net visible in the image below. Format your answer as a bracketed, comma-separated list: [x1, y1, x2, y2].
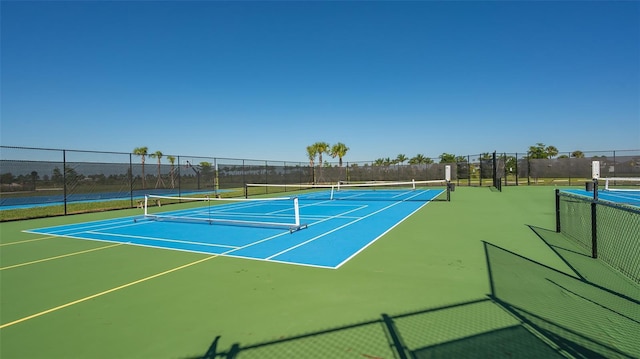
[141, 194, 306, 232]
[246, 180, 451, 202]
[604, 177, 640, 192]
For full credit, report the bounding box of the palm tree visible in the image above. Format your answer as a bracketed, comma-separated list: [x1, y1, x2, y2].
[133, 146, 148, 189]
[149, 151, 166, 189]
[330, 142, 349, 167]
[314, 142, 330, 183]
[167, 155, 176, 189]
[306, 145, 317, 183]
[395, 154, 408, 165]
[409, 154, 431, 165]
[439, 153, 456, 163]
[571, 150, 585, 158]
[528, 143, 559, 159]
[314, 142, 330, 167]
[306, 145, 317, 168]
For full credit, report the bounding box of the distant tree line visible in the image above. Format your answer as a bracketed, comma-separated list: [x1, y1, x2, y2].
[310, 142, 588, 168]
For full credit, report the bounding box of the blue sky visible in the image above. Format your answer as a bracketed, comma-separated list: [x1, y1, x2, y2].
[1, 1, 638, 163]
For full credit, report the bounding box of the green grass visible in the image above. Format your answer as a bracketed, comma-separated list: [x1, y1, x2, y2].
[0, 186, 637, 358]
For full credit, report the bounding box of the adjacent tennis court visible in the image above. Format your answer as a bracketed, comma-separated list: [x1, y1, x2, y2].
[25, 185, 446, 269]
[564, 189, 640, 208]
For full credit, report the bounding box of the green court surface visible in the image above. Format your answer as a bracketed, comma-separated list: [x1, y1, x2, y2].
[1, 187, 638, 358]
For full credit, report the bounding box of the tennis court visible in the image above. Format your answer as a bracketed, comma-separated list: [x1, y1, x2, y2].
[24, 186, 446, 269]
[1, 186, 638, 358]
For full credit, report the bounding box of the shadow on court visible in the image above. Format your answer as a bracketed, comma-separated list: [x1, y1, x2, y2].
[189, 232, 639, 359]
[195, 298, 562, 359]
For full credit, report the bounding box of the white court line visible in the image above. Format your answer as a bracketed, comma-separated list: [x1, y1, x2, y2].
[24, 217, 141, 235]
[86, 231, 239, 250]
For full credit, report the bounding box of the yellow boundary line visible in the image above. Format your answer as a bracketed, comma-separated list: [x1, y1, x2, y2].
[0, 255, 216, 329]
[0, 236, 55, 247]
[0, 243, 125, 271]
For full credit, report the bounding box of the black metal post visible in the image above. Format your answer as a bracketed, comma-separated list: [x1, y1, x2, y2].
[177, 156, 181, 197]
[468, 155, 471, 187]
[63, 150, 67, 215]
[555, 189, 561, 233]
[129, 153, 134, 208]
[492, 151, 497, 189]
[503, 152, 508, 187]
[515, 152, 519, 186]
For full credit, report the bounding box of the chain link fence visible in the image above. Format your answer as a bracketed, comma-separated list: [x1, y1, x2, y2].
[1, 146, 638, 220]
[556, 190, 640, 283]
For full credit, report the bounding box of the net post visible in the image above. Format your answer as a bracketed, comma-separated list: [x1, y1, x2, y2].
[591, 161, 599, 201]
[590, 161, 599, 258]
[330, 185, 335, 200]
[591, 160, 600, 182]
[293, 197, 300, 226]
[144, 195, 148, 216]
[591, 180, 598, 259]
[412, 179, 416, 190]
[244, 184, 248, 199]
[445, 165, 452, 202]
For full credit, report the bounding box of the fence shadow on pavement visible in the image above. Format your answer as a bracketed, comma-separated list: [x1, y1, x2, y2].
[200, 297, 564, 359]
[484, 240, 639, 359]
[188, 230, 639, 359]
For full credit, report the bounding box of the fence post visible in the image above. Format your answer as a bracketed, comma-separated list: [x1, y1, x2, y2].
[129, 153, 134, 208]
[555, 189, 561, 232]
[515, 153, 519, 186]
[467, 155, 471, 186]
[63, 149, 68, 215]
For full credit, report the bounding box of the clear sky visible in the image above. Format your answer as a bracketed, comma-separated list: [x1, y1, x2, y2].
[1, 1, 639, 163]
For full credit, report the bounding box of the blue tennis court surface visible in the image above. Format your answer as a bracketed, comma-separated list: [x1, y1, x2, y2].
[562, 189, 640, 207]
[25, 189, 444, 269]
